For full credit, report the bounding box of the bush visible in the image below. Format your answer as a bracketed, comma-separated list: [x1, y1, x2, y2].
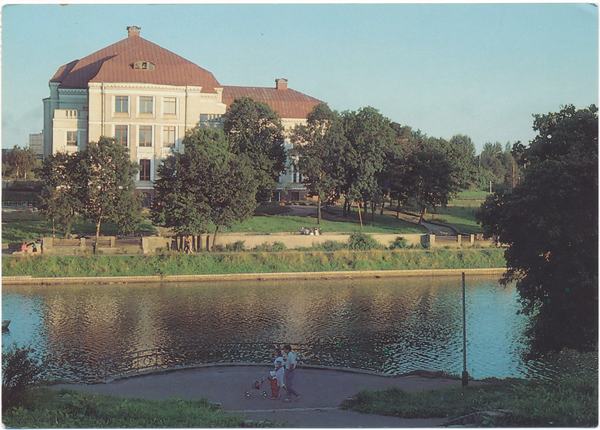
[252, 242, 287, 252]
[348, 232, 381, 251]
[2, 344, 49, 410]
[226, 241, 246, 252]
[389, 236, 408, 250]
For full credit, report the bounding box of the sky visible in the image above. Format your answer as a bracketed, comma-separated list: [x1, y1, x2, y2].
[1, 2, 598, 153]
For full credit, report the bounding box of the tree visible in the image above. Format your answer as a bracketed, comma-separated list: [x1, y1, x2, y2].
[6, 146, 38, 180]
[79, 137, 142, 243]
[151, 127, 258, 249]
[291, 104, 348, 223]
[402, 137, 458, 223]
[340, 107, 396, 226]
[477, 104, 598, 357]
[39, 151, 83, 238]
[442, 134, 477, 190]
[223, 97, 286, 200]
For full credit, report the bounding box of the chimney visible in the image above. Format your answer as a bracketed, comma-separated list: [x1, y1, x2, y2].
[275, 78, 288, 90]
[127, 26, 141, 37]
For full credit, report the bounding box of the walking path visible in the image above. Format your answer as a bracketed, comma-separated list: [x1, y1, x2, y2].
[53, 365, 489, 428]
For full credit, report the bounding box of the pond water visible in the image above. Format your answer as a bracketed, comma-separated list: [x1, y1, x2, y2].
[2, 275, 548, 381]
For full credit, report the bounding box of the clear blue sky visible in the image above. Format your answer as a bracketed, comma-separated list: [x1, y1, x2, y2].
[2, 3, 598, 153]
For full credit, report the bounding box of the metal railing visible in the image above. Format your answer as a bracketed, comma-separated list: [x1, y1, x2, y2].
[71, 342, 388, 383]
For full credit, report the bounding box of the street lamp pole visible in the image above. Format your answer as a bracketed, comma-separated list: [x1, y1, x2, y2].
[462, 272, 469, 386]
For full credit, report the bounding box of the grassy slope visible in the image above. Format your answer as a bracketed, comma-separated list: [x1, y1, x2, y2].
[2, 249, 506, 278]
[3, 191, 486, 243]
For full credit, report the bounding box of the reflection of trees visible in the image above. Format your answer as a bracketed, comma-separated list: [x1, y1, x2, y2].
[8, 275, 507, 379]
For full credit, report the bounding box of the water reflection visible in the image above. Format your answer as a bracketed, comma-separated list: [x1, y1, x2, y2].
[3, 275, 537, 381]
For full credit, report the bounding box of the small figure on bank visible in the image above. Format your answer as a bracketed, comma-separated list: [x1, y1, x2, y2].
[283, 344, 301, 402]
[184, 237, 194, 254]
[269, 348, 285, 400]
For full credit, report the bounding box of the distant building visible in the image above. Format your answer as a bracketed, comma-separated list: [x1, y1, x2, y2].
[29, 133, 44, 159]
[43, 26, 322, 202]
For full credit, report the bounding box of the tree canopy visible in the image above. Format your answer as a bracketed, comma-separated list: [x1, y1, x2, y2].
[151, 127, 258, 248]
[79, 137, 142, 240]
[39, 137, 142, 240]
[6, 146, 38, 180]
[223, 97, 286, 200]
[477, 104, 598, 357]
[291, 103, 348, 223]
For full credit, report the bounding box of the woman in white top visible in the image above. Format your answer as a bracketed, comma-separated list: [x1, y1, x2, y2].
[269, 348, 284, 400]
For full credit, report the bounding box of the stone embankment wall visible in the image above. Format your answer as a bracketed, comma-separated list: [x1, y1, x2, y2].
[21, 233, 490, 256]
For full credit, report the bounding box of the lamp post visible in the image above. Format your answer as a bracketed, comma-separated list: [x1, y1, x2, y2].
[462, 272, 469, 386]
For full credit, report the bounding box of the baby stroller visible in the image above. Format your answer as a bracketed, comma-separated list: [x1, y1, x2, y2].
[244, 372, 271, 399]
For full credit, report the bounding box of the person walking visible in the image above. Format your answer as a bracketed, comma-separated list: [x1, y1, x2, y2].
[269, 348, 284, 400]
[283, 344, 301, 402]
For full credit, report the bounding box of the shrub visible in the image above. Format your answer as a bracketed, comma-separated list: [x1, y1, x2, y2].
[225, 241, 245, 252]
[348, 232, 380, 251]
[389, 236, 408, 250]
[2, 344, 49, 410]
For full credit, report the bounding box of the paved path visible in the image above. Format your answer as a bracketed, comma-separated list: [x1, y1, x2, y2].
[53, 365, 488, 428]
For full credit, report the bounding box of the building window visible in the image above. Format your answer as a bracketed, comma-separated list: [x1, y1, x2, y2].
[139, 159, 151, 181]
[292, 191, 300, 201]
[115, 125, 128, 146]
[163, 97, 176, 115]
[292, 162, 302, 184]
[115, 96, 129, 113]
[134, 61, 155, 70]
[139, 96, 153, 114]
[66, 131, 78, 146]
[139, 126, 152, 147]
[163, 126, 176, 147]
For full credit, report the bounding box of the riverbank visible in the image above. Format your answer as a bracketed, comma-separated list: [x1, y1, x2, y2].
[2, 249, 506, 283]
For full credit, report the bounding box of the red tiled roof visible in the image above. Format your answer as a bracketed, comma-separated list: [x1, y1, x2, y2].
[222, 86, 323, 119]
[50, 34, 221, 93]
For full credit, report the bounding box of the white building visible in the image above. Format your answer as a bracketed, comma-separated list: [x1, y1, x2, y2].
[43, 26, 322, 202]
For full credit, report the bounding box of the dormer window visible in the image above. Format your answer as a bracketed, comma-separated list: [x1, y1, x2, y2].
[134, 61, 155, 70]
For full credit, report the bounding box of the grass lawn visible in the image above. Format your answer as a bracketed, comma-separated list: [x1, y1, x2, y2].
[398, 190, 490, 235]
[2, 191, 486, 242]
[2, 387, 264, 428]
[342, 349, 597, 427]
[224, 210, 427, 234]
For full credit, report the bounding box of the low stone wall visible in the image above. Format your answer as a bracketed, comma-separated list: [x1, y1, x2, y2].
[28, 233, 492, 256]
[212, 232, 428, 250]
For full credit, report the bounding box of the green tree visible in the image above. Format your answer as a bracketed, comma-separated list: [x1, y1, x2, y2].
[402, 137, 457, 223]
[151, 128, 258, 249]
[223, 97, 286, 200]
[477, 104, 598, 357]
[442, 134, 477, 190]
[291, 104, 348, 223]
[6, 146, 38, 180]
[79, 137, 142, 243]
[340, 107, 396, 226]
[39, 151, 83, 237]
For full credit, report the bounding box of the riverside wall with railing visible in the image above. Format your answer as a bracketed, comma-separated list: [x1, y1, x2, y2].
[8, 233, 493, 256]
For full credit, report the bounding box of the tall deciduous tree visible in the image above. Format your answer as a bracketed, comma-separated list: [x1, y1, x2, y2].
[39, 151, 83, 238]
[224, 97, 286, 200]
[402, 137, 457, 224]
[151, 128, 258, 249]
[79, 137, 142, 243]
[6, 146, 38, 180]
[340, 107, 396, 226]
[477, 104, 598, 357]
[291, 104, 348, 223]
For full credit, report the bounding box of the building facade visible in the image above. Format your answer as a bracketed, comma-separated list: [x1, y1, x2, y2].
[28, 133, 44, 159]
[43, 26, 322, 202]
